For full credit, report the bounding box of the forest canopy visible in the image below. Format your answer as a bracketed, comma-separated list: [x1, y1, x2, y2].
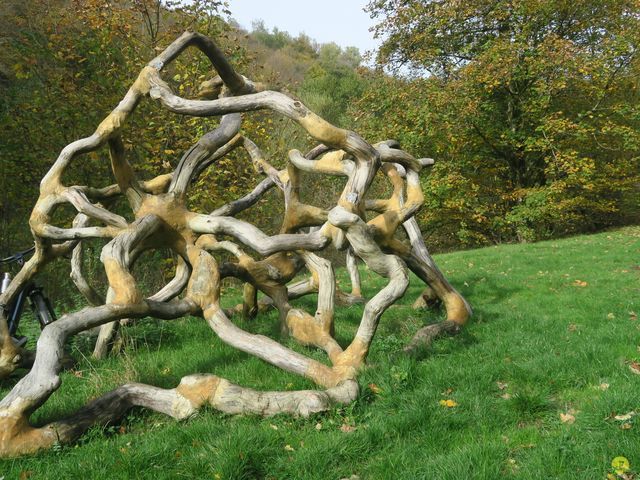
[359, 0, 640, 245]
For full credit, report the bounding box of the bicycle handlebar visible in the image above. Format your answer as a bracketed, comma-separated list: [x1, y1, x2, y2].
[0, 246, 35, 264]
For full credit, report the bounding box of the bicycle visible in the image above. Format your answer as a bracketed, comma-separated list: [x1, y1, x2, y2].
[1, 246, 57, 347]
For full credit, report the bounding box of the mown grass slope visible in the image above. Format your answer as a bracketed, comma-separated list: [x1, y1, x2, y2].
[1, 227, 639, 479]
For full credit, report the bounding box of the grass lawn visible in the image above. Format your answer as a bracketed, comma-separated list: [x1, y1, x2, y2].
[1, 226, 639, 479]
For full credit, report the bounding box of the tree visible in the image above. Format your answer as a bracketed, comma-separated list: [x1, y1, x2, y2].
[299, 43, 365, 127]
[359, 0, 640, 245]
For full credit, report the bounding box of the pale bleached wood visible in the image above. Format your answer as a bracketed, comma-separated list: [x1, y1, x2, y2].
[0, 31, 473, 458]
[346, 246, 363, 298]
[209, 177, 275, 216]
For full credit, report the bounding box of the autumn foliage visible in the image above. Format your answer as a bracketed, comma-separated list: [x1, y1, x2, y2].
[356, 0, 640, 247]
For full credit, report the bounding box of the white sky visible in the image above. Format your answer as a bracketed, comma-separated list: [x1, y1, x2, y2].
[226, 0, 380, 54]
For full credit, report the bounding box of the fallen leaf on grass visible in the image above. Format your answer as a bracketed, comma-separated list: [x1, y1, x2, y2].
[501, 393, 512, 400]
[600, 383, 610, 391]
[572, 280, 588, 287]
[608, 313, 616, 320]
[612, 456, 631, 475]
[630, 311, 638, 321]
[628, 362, 640, 375]
[340, 424, 356, 433]
[284, 444, 295, 451]
[368, 383, 382, 394]
[621, 423, 633, 430]
[496, 381, 508, 390]
[439, 399, 458, 408]
[315, 423, 322, 431]
[614, 411, 636, 421]
[560, 412, 576, 424]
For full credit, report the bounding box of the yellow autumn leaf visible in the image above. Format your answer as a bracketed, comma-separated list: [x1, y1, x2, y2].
[439, 399, 458, 408]
[368, 383, 382, 394]
[611, 456, 630, 475]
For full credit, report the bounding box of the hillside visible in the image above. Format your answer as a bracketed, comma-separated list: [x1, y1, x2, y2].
[1, 226, 638, 479]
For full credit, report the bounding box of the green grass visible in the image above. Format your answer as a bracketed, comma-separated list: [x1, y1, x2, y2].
[1, 227, 639, 479]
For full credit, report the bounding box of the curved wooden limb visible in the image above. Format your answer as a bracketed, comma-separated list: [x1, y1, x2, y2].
[70, 237, 105, 307]
[412, 285, 440, 310]
[0, 311, 31, 380]
[108, 135, 146, 211]
[186, 247, 355, 388]
[146, 31, 257, 96]
[63, 188, 128, 229]
[293, 142, 432, 176]
[169, 113, 242, 196]
[285, 252, 343, 362]
[374, 141, 434, 172]
[0, 299, 197, 457]
[191, 133, 244, 182]
[401, 217, 471, 324]
[229, 275, 317, 316]
[329, 207, 409, 370]
[242, 137, 285, 189]
[46, 375, 358, 452]
[76, 172, 174, 201]
[149, 256, 191, 302]
[304, 143, 331, 159]
[242, 139, 328, 233]
[346, 246, 363, 298]
[288, 149, 354, 177]
[403, 252, 471, 325]
[95, 256, 192, 353]
[93, 215, 165, 358]
[189, 214, 330, 255]
[242, 283, 258, 320]
[403, 320, 461, 355]
[209, 177, 275, 216]
[362, 159, 470, 324]
[217, 251, 304, 334]
[147, 82, 380, 215]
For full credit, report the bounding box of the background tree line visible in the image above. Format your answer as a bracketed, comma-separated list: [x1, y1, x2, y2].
[0, 0, 638, 305]
[357, 0, 640, 248]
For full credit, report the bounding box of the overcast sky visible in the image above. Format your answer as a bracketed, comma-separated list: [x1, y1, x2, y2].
[226, 0, 381, 55]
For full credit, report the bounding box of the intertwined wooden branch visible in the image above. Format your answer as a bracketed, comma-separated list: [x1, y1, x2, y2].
[0, 31, 471, 457]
